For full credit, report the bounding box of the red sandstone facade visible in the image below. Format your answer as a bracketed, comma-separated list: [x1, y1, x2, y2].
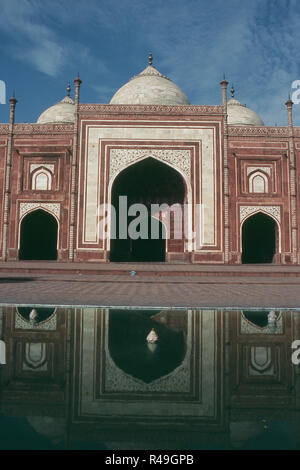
[0, 88, 299, 265]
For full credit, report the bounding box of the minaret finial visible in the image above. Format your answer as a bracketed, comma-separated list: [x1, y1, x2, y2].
[66, 82, 71, 97]
[231, 84, 235, 98]
[148, 52, 153, 66]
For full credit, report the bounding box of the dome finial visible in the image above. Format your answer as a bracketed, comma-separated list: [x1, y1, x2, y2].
[66, 82, 71, 97]
[231, 84, 235, 98]
[148, 52, 153, 66]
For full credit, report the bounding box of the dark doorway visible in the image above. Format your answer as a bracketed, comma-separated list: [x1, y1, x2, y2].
[129, 216, 166, 261]
[19, 210, 58, 260]
[242, 212, 276, 264]
[110, 158, 185, 262]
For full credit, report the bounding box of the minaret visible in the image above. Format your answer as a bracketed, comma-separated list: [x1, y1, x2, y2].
[220, 75, 230, 263]
[69, 76, 82, 261]
[285, 95, 297, 263]
[2, 93, 17, 260]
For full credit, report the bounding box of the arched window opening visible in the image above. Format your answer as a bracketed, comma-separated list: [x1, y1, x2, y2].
[248, 171, 268, 193]
[32, 168, 52, 190]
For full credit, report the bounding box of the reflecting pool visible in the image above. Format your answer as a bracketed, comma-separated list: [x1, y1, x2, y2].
[0, 306, 299, 450]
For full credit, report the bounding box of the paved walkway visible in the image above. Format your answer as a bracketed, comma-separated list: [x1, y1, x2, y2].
[0, 262, 300, 308]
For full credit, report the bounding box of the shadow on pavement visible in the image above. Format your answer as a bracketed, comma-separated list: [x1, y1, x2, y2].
[0, 277, 36, 283]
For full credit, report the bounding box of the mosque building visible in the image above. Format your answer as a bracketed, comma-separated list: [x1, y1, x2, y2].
[0, 54, 299, 265]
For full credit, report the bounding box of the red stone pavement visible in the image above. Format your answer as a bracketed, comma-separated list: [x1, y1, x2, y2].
[0, 262, 300, 308]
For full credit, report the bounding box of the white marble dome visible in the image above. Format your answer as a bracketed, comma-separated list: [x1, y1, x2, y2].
[227, 96, 264, 126]
[37, 95, 75, 124]
[110, 64, 190, 105]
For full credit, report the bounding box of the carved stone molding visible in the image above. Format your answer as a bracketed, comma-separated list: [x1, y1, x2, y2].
[240, 205, 281, 223]
[30, 163, 55, 173]
[19, 202, 60, 220]
[109, 148, 191, 180]
[246, 166, 271, 176]
[228, 126, 289, 136]
[79, 103, 223, 115]
[14, 123, 74, 134]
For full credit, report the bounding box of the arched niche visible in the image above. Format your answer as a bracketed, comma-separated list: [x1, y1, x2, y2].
[19, 209, 58, 260]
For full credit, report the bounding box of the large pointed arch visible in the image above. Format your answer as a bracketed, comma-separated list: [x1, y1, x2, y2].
[109, 157, 187, 262]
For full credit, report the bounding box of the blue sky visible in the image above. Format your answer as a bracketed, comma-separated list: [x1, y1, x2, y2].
[0, 0, 300, 125]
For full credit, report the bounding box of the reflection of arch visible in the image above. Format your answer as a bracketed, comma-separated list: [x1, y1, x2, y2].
[241, 212, 278, 263]
[19, 209, 58, 260]
[17, 306, 56, 325]
[109, 157, 187, 261]
[241, 310, 282, 334]
[242, 311, 279, 328]
[106, 309, 190, 386]
[31, 167, 52, 190]
[248, 171, 269, 193]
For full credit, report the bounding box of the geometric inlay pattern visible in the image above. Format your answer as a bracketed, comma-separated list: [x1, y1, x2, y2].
[19, 202, 60, 220]
[109, 148, 191, 180]
[240, 205, 281, 223]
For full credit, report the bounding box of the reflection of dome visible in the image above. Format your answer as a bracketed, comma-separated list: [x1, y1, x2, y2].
[37, 91, 75, 124]
[110, 62, 190, 106]
[227, 95, 264, 126]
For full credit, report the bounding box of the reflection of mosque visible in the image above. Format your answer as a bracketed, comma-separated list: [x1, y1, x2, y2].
[0, 307, 299, 449]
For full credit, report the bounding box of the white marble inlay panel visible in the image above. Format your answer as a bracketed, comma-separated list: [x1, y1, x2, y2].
[109, 148, 191, 180]
[19, 202, 60, 220]
[240, 205, 281, 223]
[30, 164, 54, 173]
[82, 125, 217, 246]
[246, 166, 271, 176]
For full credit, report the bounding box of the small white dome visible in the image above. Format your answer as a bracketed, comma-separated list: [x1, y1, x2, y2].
[110, 64, 190, 106]
[227, 96, 264, 126]
[37, 95, 75, 124]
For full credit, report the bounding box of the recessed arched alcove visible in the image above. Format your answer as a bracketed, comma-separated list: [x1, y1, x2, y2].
[19, 209, 58, 260]
[242, 212, 277, 264]
[110, 157, 186, 262]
